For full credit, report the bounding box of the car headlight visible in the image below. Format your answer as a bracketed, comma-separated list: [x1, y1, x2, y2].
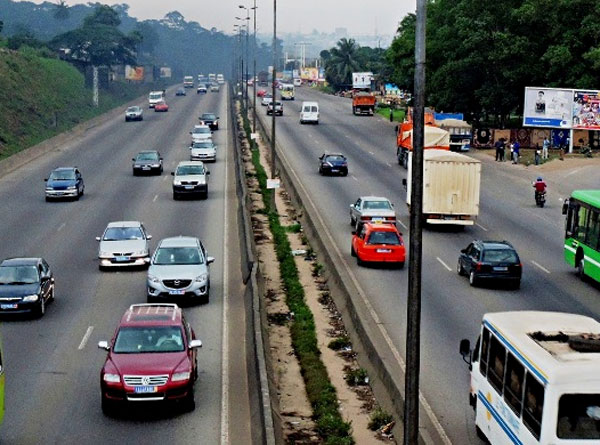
[99, 251, 111, 257]
[151, 164, 160, 168]
[134, 250, 148, 256]
[195, 273, 208, 282]
[67, 186, 77, 190]
[103, 373, 121, 383]
[173, 180, 182, 186]
[148, 275, 160, 284]
[45, 187, 54, 191]
[325, 162, 333, 167]
[22, 294, 39, 302]
[171, 372, 191, 382]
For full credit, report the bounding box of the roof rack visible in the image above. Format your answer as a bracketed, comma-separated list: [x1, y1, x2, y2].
[127, 303, 179, 321]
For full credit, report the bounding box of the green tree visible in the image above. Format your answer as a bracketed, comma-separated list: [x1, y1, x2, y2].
[53, 0, 70, 21]
[324, 38, 361, 90]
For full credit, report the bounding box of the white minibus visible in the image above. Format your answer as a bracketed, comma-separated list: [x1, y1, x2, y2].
[300, 101, 319, 124]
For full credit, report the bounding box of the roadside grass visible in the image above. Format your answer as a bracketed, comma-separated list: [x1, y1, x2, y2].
[368, 405, 394, 431]
[0, 45, 170, 160]
[241, 109, 354, 444]
[314, 84, 335, 95]
[375, 106, 405, 122]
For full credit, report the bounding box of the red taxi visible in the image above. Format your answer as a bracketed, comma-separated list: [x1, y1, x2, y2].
[154, 101, 169, 112]
[98, 303, 202, 415]
[256, 89, 267, 97]
[351, 222, 405, 268]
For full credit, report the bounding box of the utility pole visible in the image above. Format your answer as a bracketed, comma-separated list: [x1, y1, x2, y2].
[252, 0, 257, 133]
[270, 0, 277, 207]
[404, 0, 426, 444]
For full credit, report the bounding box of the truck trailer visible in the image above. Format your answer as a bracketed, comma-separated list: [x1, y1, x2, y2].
[404, 149, 481, 226]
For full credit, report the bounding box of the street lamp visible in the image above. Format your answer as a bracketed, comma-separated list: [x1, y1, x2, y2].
[240, 3, 257, 132]
[237, 11, 250, 112]
[270, 0, 276, 201]
[233, 24, 243, 95]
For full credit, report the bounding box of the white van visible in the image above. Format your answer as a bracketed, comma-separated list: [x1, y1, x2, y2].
[300, 101, 319, 124]
[293, 78, 302, 87]
[148, 90, 165, 108]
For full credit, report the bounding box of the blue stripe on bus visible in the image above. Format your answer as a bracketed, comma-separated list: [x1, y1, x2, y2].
[478, 391, 522, 445]
[484, 320, 548, 385]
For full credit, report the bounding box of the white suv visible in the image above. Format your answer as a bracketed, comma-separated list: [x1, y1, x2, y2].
[147, 237, 214, 304]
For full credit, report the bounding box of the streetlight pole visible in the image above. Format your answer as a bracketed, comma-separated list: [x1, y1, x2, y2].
[404, 0, 426, 443]
[252, 1, 257, 133]
[270, 0, 276, 198]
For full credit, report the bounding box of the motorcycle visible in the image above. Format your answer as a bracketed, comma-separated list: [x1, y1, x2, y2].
[535, 190, 546, 208]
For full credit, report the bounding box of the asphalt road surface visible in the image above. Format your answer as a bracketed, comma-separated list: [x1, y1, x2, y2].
[255, 86, 600, 444]
[0, 86, 250, 444]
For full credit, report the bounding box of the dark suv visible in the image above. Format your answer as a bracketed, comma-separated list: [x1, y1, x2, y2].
[0, 258, 54, 316]
[199, 113, 219, 130]
[457, 240, 522, 288]
[98, 303, 203, 415]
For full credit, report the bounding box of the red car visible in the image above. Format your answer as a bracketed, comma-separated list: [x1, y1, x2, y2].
[154, 101, 169, 112]
[351, 222, 406, 268]
[256, 89, 267, 97]
[98, 303, 203, 415]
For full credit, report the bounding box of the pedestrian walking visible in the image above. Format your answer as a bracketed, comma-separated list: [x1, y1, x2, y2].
[534, 143, 541, 165]
[494, 139, 502, 161]
[542, 137, 549, 160]
[500, 138, 506, 161]
[512, 140, 520, 164]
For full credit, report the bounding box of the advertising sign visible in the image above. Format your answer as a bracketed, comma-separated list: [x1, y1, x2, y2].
[301, 67, 319, 81]
[159, 67, 172, 78]
[352, 72, 373, 89]
[523, 87, 571, 128]
[292, 69, 299, 79]
[572, 90, 600, 130]
[125, 65, 144, 81]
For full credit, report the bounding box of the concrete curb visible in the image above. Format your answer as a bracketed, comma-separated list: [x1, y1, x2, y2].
[254, 107, 447, 445]
[229, 90, 278, 445]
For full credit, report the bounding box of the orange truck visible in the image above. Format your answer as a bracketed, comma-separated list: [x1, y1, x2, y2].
[396, 110, 450, 168]
[352, 91, 376, 115]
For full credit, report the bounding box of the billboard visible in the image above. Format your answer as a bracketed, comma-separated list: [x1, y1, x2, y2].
[573, 90, 600, 130]
[159, 67, 172, 78]
[301, 67, 319, 81]
[352, 72, 373, 89]
[125, 65, 144, 81]
[523, 87, 571, 128]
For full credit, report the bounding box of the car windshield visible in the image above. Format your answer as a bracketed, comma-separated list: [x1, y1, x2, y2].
[198, 84, 206, 88]
[127, 107, 139, 112]
[483, 249, 518, 263]
[103, 227, 144, 241]
[49, 170, 76, 180]
[367, 231, 401, 245]
[153, 247, 202, 265]
[176, 165, 205, 175]
[311, 106, 318, 112]
[193, 127, 210, 134]
[113, 326, 185, 353]
[325, 155, 345, 162]
[202, 114, 216, 120]
[363, 200, 392, 210]
[149, 93, 162, 100]
[137, 152, 159, 161]
[192, 142, 214, 149]
[0, 265, 39, 284]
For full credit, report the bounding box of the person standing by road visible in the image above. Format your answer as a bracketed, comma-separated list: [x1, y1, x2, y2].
[500, 138, 506, 161]
[495, 139, 502, 161]
[512, 140, 520, 164]
[542, 137, 550, 160]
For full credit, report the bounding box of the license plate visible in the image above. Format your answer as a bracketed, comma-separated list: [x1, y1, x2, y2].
[1, 304, 17, 309]
[331, 169, 339, 173]
[493, 266, 508, 271]
[169, 290, 185, 295]
[134, 386, 157, 394]
[184, 185, 194, 190]
[142, 166, 150, 170]
[372, 218, 384, 223]
[377, 249, 392, 253]
[116, 256, 130, 262]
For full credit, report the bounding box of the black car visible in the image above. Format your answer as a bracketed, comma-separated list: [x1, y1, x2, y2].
[132, 151, 163, 175]
[0, 258, 54, 316]
[318, 153, 348, 176]
[457, 240, 522, 288]
[200, 113, 219, 130]
[176, 87, 186, 96]
[44, 167, 84, 201]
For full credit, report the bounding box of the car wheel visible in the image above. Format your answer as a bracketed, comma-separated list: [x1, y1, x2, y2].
[351, 245, 356, 257]
[173, 192, 179, 200]
[356, 253, 364, 266]
[342, 171, 348, 176]
[45, 196, 51, 202]
[397, 261, 405, 270]
[202, 192, 208, 200]
[133, 170, 138, 176]
[457, 259, 464, 276]
[350, 215, 356, 226]
[102, 397, 117, 416]
[318, 167, 323, 175]
[182, 387, 196, 412]
[147, 294, 155, 303]
[36, 296, 46, 317]
[512, 280, 521, 290]
[49, 286, 55, 302]
[469, 271, 478, 287]
[578, 258, 585, 280]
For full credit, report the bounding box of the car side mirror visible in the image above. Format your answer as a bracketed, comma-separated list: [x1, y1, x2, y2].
[207, 256, 215, 264]
[395, 125, 399, 132]
[207, 171, 210, 175]
[171, 172, 175, 176]
[562, 201, 568, 215]
[460, 248, 467, 254]
[459, 339, 471, 366]
[98, 341, 110, 351]
[349, 204, 354, 209]
[189, 131, 192, 134]
[189, 339, 203, 349]
[96, 237, 101, 242]
[160, 157, 163, 160]
[351, 230, 356, 235]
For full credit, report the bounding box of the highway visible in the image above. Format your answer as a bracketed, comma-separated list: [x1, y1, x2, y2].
[0, 87, 251, 443]
[256, 86, 600, 443]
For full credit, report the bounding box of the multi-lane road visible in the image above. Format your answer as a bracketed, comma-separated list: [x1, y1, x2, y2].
[0, 87, 251, 443]
[256, 86, 600, 443]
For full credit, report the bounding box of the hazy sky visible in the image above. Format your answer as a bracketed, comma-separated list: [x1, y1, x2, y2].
[31, 0, 416, 35]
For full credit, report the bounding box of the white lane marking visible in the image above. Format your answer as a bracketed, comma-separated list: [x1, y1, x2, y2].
[163, 175, 168, 182]
[565, 168, 582, 177]
[57, 222, 66, 232]
[436, 257, 452, 272]
[274, 136, 453, 444]
[397, 220, 408, 230]
[386, 162, 392, 167]
[351, 175, 358, 182]
[369, 151, 375, 155]
[78, 326, 94, 350]
[531, 260, 551, 274]
[153, 194, 158, 202]
[220, 89, 230, 445]
[475, 222, 488, 232]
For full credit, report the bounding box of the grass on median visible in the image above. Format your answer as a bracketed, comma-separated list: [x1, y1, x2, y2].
[375, 106, 405, 122]
[241, 107, 354, 444]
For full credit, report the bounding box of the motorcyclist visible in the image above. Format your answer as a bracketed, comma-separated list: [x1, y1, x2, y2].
[533, 176, 547, 203]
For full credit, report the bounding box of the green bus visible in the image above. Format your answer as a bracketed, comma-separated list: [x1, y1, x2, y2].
[564, 190, 600, 282]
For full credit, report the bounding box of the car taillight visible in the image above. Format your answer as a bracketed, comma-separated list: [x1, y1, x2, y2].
[386, 217, 395, 221]
[475, 262, 482, 271]
[361, 216, 370, 220]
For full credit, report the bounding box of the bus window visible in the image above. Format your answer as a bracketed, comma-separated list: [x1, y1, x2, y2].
[503, 353, 524, 415]
[479, 327, 490, 376]
[523, 373, 545, 440]
[487, 336, 506, 394]
[472, 335, 480, 363]
[575, 206, 589, 243]
[588, 210, 600, 250]
[557, 393, 600, 439]
[566, 202, 578, 237]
